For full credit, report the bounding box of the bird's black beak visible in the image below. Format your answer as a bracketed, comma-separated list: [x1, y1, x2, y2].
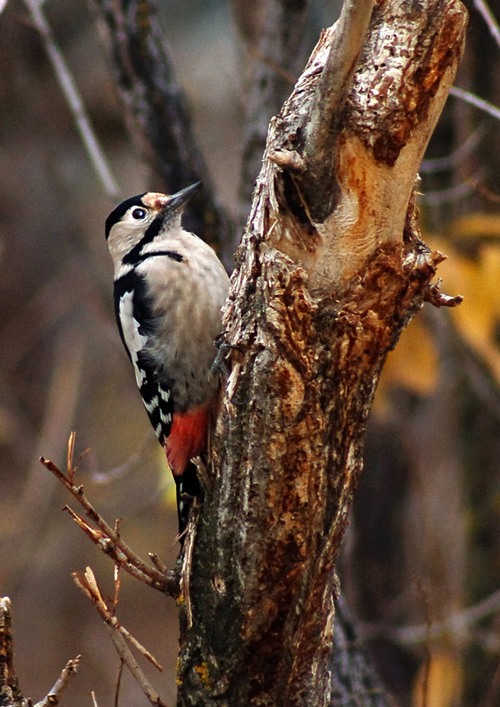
[164, 181, 203, 216]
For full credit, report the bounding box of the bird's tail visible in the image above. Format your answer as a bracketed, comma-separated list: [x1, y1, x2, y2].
[174, 460, 201, 540]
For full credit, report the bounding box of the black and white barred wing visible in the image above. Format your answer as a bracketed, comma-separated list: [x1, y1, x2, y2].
[114, 274, 173, 446]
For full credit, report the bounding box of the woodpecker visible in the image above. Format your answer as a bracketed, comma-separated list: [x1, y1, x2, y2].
[105, 182, 229, 536]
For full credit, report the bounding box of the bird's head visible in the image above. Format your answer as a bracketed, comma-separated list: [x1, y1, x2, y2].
[105, 182, 202, 268]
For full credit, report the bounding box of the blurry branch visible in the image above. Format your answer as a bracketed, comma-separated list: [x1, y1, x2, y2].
[362, 589, 500, 646]
[73, 567, 167, 707]
[450, 86, 500, 121]
[471, 179, 500, 204]
[0, 596, 81, 707]
[421, 169, 486, 205]
[4, 328, 84, 590]
[473, 0, 500, 48]
[420, 124, 486, 173]
[23, 0, 120, 198]
[89, 432, 152, 485]
[91, 0, 234, 258]
[39, 433, 179, 597]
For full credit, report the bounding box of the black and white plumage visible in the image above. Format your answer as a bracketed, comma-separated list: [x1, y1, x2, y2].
[105, 183, 229, 535]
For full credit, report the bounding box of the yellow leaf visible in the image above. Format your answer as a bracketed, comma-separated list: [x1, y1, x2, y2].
[412, 651, 463, 707]
[376, 317, 438, 404]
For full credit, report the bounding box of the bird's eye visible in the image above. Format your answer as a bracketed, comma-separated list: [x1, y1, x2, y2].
[131, 207, 147, 220]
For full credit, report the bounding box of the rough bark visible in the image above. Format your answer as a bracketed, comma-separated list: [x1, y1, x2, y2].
[0, 598, 24, 707]
[176, 1, 467, 705]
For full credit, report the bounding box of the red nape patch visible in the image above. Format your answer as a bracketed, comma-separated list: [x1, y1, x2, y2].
[165, 405, 210, 476]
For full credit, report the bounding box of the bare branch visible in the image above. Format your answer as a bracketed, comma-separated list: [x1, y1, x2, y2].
[231, 0, 312, 223]
[363, 589, 500, 646]
[73, 569, 167, 707]
[0, 597, 24, 706]
[23, 0, 120, 198]
[304, 0, 374, 208]
[420, 124, 486, 172]
[473, 0, 500, 48]
[74, 568, 163, 671]
[40, 436, 180, 596]
[34, 656, 81, 707]
[450, 85, 500, 121]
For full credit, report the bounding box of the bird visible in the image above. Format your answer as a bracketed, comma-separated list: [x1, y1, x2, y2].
[105, 182, 230, 538]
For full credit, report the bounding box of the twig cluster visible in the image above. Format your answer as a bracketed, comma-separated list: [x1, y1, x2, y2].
[40, 433, 179, 597]
[38, 432, 177, 706]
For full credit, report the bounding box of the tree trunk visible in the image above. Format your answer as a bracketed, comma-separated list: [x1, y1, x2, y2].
[176, 1, 467, 705]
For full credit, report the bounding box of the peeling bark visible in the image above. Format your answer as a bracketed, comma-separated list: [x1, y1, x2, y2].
[175, 1, 467, 705]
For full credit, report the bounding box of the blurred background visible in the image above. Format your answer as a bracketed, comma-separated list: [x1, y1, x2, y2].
[0, 1, 498, 705]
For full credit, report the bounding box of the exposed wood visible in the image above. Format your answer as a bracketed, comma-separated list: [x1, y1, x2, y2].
[176, 1, 467, 705]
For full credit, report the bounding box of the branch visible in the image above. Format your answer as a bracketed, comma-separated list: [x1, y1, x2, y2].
[73, 567, 166, 703]
[449, 86, 500, 121]
[33, 656, 81, 707]
[231, 0, 311, 224]
[0, 597, 24, 706]
[40, 434, 179, 597]
[23, 0, 120, 198]
[473, 0, 500, 48]
[362, 588, 500, 646]
[303, 0, 373, 218]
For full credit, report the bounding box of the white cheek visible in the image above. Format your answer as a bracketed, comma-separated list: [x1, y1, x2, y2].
[107, 222, 147, 270]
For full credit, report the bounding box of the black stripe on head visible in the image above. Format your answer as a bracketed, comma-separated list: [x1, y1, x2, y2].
[105, 194, 147, 240]
[122, 213, 167, 265]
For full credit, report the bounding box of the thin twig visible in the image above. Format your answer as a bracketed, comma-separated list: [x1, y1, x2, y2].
[114, 660, 124, 707]
[23, 0, 120, 198]
[34, 656, 82, 707]
[74, 568, 164, 672]
[450, 86, 500, 122]
[74, 569, 168, 707]
[40, 441, 179, 595]
[420, 124, 486, 173]
[422, 169, 487, 205]
[362, 588, 500, 645]
[473, 0, 500, 49]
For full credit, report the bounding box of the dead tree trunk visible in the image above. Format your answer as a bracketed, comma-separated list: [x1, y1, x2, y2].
[176, 1, 467, 705]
